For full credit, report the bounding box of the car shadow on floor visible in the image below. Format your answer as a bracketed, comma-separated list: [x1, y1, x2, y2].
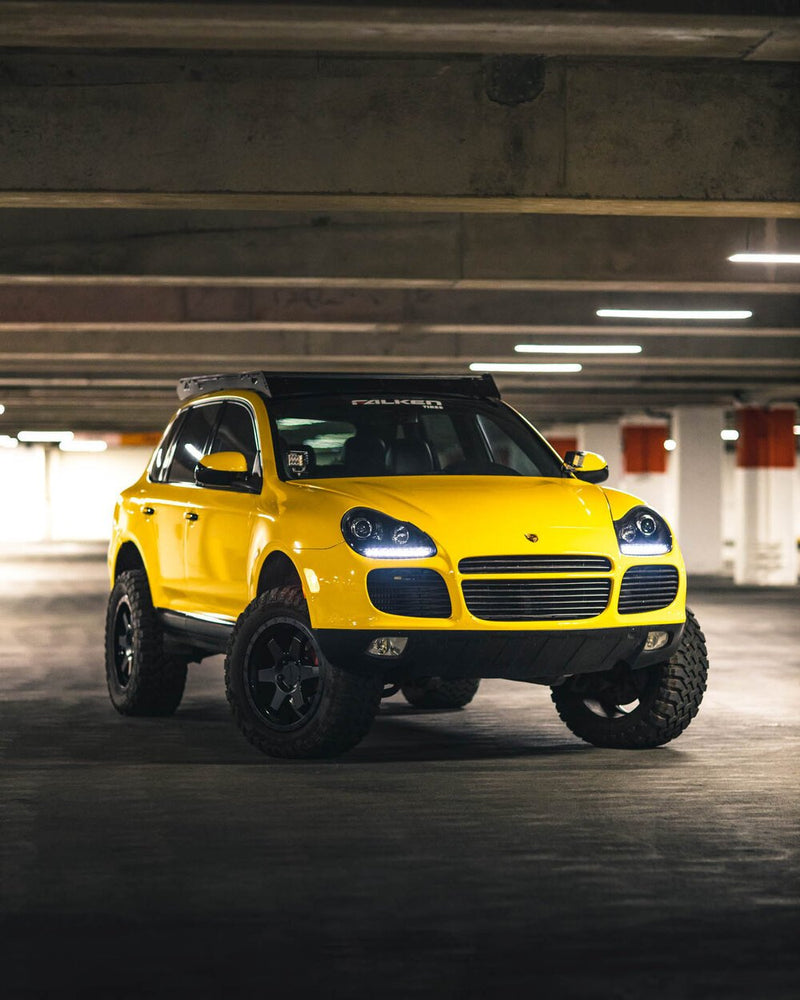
[1, 695, 685, 767]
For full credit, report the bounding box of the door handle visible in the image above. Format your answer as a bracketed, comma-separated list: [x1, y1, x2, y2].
[185, 511, 199, 521]
[142, 506, 155, 516]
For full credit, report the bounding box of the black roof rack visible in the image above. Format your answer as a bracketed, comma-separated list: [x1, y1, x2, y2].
[177, 371, 500, 402]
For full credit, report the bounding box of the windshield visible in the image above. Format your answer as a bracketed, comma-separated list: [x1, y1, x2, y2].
[269, 395, 564, 480]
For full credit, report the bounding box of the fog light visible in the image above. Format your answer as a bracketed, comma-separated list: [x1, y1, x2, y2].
[644, 630, 669, 651]
[366, 636, 408, 658]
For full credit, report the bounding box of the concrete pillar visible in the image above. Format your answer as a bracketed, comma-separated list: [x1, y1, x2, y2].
[671, 406, 724, 575]
[578, 421, 623, 489]
[620, 422, 673, 520]
[734, 406, 798, 586]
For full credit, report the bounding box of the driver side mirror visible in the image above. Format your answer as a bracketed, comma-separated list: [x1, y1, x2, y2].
[564, 450, 609, 484]
[195, 451, 254, 489]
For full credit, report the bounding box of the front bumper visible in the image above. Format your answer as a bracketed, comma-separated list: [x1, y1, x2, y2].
[316, 621, 685, 683]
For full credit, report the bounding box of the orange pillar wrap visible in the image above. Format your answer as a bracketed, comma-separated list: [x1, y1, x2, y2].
[734, 406, 797, 585]
[622, 426, 668, 474]
[737, 407, 796, 469]
[547, 436, 578, 459]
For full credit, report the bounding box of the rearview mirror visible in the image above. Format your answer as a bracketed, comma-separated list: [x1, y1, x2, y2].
[564, 450, 609, 484]
[195, 451, 252, 488]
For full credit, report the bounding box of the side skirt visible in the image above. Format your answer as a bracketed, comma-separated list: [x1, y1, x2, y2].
[157, 609, 235, 660]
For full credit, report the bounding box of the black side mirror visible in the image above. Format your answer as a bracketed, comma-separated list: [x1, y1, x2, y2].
[564, 450, 609, 485]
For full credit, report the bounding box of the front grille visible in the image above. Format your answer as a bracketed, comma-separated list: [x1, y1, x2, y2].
[367, 569, 452, 619]
[459, 555, 612, 574]
[618, 565, 679, 614]
[462, 578, 611, 621]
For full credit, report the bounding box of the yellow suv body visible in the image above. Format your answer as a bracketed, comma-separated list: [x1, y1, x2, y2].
[105, 372, 707, 758]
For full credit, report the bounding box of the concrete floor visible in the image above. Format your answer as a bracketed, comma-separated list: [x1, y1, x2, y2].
[1, 544, 798, 999]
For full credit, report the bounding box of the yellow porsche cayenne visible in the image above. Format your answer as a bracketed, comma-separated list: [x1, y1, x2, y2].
[106, 371, 708, 758]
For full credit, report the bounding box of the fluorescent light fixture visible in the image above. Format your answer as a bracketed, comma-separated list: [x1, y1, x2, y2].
[469, 362, 582, 374]
[17, 430, 74, 443]
[515, 344, 642, 355]
[597, 308, 752, 320]
[721, 429, 740, 442]
[728, 252, 800, 265]
[663, 439, 677, 452]
[59, 439, 108, 453]
[0, 404, 5, 415]
[794, 425, 800, 436]
[0, 434, 19, 449]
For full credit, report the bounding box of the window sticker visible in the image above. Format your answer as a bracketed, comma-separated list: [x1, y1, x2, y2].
[351, 398, 444, 410]
[287, 449, 310, 476]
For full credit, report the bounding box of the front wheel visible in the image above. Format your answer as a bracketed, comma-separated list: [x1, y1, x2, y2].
[551, 609, 708, 749]
[225, 587, 383, 758]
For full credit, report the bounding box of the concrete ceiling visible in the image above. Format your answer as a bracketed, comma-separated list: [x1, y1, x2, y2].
[0, 1, 799, 434]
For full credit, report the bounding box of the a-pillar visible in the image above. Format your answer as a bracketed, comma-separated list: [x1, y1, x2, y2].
[578, 421, 623, 488]
[671, 406, 724, 575]
[620, 422, 673, 520]
[734, 406, 797, 586]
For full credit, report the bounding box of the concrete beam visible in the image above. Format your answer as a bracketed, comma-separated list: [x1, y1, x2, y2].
[1, 212, 799, 285]
[0, 283, 798, 327]
[1, 52, 798, 202]
[1, 4, 799, 61]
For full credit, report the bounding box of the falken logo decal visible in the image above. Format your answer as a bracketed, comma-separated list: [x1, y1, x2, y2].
[351, 398, 444, 410]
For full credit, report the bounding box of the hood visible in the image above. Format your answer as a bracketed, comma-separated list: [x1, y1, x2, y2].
[287, 475, 619, 557]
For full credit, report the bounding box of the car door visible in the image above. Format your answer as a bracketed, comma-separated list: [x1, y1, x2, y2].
[153, 400, 224, 611]
[183, 399, 261, 620]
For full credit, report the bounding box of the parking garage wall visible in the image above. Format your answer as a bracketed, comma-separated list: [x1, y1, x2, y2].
[0, 445, 151, 543]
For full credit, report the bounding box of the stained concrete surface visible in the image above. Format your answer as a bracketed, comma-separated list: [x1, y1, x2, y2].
[1, 544, 798, 999]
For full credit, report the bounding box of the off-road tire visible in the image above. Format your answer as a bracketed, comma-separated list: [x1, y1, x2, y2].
[551, 609, 708, 749]
[401, 676, 481, 710]
[225, 586, 383, 759]
[105, 569, 187, 716]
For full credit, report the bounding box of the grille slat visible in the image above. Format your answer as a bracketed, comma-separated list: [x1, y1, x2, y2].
[460, 555, 612, 574]
[618, 566, 679, 614]
[462, 578, 611, 621]
[367, 569, 451, 619]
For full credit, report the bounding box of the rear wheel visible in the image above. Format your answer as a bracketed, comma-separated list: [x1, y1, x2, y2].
[105, 569, 187, 716]
[551, 609, 708, 749]
[401, 676, 480, 710]
[225, 587, 383, 758]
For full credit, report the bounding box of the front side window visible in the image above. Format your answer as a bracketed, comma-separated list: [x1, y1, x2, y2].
[270, 396, 563, 480]
[206, 401, 262, 490]
[165, 402, 223, 484]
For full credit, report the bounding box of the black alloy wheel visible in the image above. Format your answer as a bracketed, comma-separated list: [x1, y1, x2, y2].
[112, 599, 135, 688]
[225, 586, 383, 758]
[245, 619, 323, 730]
[571, 661, 651, 720]
[104, 569, 188, 716]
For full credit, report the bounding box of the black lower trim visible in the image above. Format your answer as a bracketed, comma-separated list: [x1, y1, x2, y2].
[316, 623, 685, 683]
[158, 609, 234, 658]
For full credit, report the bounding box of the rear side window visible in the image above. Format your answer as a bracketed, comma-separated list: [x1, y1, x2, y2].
[150, 412, 185, 483]
[165, 402, 223, 484]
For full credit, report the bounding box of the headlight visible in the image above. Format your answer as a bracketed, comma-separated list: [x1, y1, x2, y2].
[614, 506, 672, 556]
[341, 507, 436, 559]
